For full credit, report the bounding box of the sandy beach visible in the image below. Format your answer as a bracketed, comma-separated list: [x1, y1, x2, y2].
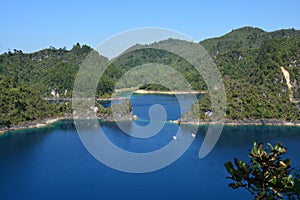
[134, 89, 207, 95]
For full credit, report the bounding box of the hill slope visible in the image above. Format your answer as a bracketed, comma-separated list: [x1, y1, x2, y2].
[0, 26, 299, 125]
[196, 27, 300, 122]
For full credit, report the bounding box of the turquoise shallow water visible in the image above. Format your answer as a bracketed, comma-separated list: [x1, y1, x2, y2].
[0, 94, 299, 200]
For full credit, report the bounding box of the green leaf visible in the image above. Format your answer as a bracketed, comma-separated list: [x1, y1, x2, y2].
[252, 142, 258, 154]
[225, 142, 300, 199]
[267, 143, 274, 150]
[269, 177, 277, 185]
[225, 162, 235, 176]
[229, 183, 238, 190]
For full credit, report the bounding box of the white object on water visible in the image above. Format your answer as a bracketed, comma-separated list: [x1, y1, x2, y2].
[191, 133, 196, 138]
[172, 136, 177, 140]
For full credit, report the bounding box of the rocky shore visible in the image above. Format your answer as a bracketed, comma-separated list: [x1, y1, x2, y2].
[178, 117, 300, 126]
[2, 115, 300, 136]
[43, 96, 126, 101]
[0, 116, 67, 135]
[0, 99, 135, 135]
[2, 103, 299, 136]
[0, 113, 136, 135]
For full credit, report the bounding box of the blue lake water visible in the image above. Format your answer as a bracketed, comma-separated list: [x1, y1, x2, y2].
[0, 94, 300, 200]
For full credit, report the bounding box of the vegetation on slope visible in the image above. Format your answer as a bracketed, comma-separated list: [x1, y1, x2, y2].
[195, 27, 300, 121]
[0, 26, 300, 126]
[0, 76, 63, 127]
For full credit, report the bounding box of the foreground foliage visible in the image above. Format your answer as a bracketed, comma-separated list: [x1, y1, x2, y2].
[225, 142, 300, 199]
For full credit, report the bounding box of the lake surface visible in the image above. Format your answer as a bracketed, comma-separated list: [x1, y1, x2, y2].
[0, 94, 300, 200]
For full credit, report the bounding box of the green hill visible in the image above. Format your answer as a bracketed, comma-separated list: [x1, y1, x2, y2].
[0, 26, 299, 126]
[200, 26, 267, 56]
[200, 26, 300, 56]
[197, 27, 300, 121]
[0, 76, 62, 127]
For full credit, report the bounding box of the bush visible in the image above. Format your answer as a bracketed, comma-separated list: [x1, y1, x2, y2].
[225, 142, 300, 199]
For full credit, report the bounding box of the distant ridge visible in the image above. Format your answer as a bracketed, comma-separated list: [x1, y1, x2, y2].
[200, 26, 300, 56]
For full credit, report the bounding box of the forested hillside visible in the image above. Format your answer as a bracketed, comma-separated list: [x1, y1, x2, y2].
[0, 76, 63, 126]
[197, 27, 300, 121]
[0, 43, 92, 98]
[0, 26, 299, 127]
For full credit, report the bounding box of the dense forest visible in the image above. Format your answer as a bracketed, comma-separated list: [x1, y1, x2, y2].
[197, 26, 300, 121]
[0, 26, 299, 127]
[0, 75, 63, 126]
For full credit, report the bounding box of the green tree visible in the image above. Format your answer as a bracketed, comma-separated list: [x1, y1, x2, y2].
[225, 142, 300, 200]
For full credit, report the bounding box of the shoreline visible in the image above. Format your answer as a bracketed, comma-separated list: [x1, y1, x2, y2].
[42, 89, 207, 101]
[43, 97, 126, 101]
[2, 117, 300, 136]
[0, 116, 66, 135]
[133, 89, 207, 95]
[178, 119, 300, 127]
[0, 107, 137, 135]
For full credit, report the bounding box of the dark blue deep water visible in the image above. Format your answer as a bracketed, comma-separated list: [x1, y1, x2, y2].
[0, 94, 299, 200]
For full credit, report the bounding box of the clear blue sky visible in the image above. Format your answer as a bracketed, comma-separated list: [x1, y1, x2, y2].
[1, 0, 300, 53]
